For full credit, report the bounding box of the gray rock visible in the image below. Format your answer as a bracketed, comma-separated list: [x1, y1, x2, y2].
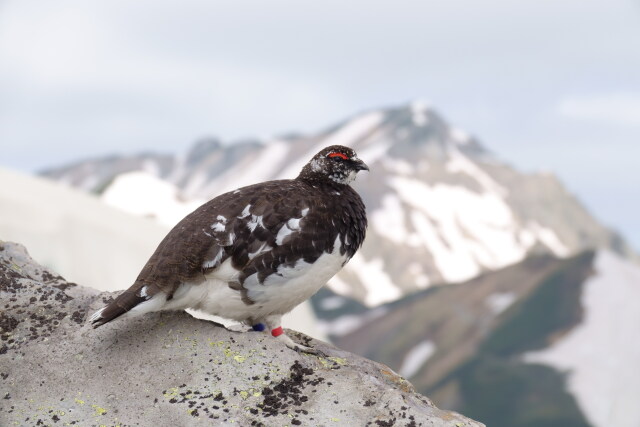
[0, 241, 483, 427]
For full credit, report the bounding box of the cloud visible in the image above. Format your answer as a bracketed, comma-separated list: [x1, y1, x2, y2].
[556, 94, 640, 126]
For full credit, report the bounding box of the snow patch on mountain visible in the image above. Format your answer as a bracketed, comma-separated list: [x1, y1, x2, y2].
[141, 159, 162, 176]
[408, 262, 430, 288]
[446, 147, 507, 196]
[524, 251, 640, 427]
[207, 140, 290, 195]
[346, 253, 402, 306]
[182, 167, 210, 199]
[449, 127, 470, 144]
[102, 171, 205, 227]
[318, 295, 348, 311]
[327, 275, 352, 295]
[410, 100, 430, 127]
[410, 209, 480, 282]
[528, 221, 570, 257]
[399, 341, 436, 378]
[485, 292, 517, 314]
[371, 194, 414, 246]
[356, 140, 392, 166]
[317, 307, 389, 336]
[382, 157, 415, 175]
[391, 176, 529, 282]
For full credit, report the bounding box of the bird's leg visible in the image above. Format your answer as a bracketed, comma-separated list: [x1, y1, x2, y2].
[251, 322, 266, 332]
[243, 316, 266, 332]
[263, 315, 326, 356]
[227, 317, 266, 333]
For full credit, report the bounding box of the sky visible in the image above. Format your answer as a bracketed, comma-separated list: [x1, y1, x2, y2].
[1, 0, 639, 250]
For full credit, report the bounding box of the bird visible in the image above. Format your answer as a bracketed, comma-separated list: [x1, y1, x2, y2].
[89, 144, 368, 354]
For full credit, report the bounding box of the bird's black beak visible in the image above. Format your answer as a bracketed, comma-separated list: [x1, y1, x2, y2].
[352, 158, 369, 172]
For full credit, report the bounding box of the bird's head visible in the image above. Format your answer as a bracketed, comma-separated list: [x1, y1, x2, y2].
[298, 145, 369, 185]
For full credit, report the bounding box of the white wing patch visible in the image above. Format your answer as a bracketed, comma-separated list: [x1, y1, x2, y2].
[238, 204, 252, 219]
[223, 231, 236, 246]
[139, 285, 149, 298]
[248, 242, 272, 260]
[203, 249, 225, 270]
[211, 215, 228, 232]
[247, 214, 265, 232]
[276, 208, 310, 245]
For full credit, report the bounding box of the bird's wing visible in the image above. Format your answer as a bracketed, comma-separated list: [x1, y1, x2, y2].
[134, 181, 302, 298]
[91, 181, 293, 327]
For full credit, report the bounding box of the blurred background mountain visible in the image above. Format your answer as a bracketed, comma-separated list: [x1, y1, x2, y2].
[2, 1, 639, 427]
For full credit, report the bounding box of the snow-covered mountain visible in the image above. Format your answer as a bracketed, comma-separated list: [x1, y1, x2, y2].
[319, 249, 640, 427]
[42, 102, 633, 307]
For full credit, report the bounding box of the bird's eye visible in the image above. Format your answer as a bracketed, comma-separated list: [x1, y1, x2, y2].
[327, 152, 349, 160]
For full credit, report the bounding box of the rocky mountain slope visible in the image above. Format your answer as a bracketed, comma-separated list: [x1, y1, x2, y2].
[0, 241, 483, 427]
[316, 250, 640, 427]
[41, 102, 634, 307]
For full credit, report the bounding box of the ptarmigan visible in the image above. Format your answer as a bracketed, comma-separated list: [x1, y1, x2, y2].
[90, 145, 368, 354]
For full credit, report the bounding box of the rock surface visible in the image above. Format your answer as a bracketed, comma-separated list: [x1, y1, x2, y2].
[0, 241, 484, 427]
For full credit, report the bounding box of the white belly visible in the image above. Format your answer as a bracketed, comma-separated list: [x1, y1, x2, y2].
[158, 235, 348, 322]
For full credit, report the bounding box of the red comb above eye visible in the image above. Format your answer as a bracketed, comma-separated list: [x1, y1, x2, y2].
[328, 152, 349, 160]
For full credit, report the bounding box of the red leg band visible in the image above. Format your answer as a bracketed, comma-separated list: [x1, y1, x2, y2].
[271, 326, 284, 337]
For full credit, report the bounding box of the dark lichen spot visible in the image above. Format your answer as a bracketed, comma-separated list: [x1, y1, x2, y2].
[70, 310, 86, 324]
[53, 282, 75, 291]
[0, 313, 19, 340]
[257, 360, 322, 417]
[54, 292, 73, 303]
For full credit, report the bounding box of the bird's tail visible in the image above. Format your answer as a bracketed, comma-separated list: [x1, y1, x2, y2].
[89, 288, 148, 328]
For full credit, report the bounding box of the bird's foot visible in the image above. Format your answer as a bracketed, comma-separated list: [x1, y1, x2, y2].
[225, 323, 252, 333]
[292, 344, 328, 358]
[272, 328, 327, 357]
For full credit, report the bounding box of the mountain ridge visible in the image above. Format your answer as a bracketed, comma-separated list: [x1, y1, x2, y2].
[317, 248, 640, 427]
[41, 102, 636, 306]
